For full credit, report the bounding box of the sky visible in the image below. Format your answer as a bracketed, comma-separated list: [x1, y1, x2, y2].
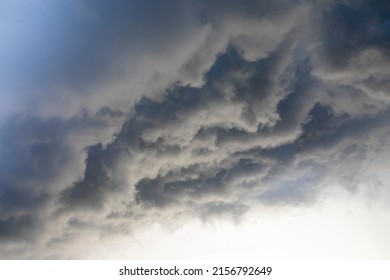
[0, 0, 390, 259]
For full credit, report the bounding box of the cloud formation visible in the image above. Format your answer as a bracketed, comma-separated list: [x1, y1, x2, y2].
[0, 0, 389, 258]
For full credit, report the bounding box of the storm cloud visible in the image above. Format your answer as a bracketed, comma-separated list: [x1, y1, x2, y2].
[0, 0, 389, 259]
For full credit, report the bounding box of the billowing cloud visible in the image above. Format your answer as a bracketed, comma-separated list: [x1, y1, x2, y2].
[0, 0, 389, 259]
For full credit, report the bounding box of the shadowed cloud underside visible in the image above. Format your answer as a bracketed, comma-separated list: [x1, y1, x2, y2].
[0, 0, 389, 259]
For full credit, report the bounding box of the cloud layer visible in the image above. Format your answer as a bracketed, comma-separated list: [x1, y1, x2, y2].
[0, 0, 389, 258]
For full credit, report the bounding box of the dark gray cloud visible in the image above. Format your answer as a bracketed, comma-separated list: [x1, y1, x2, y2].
[0, 109, 124, 245]
[316, 0, 390, 70]
[0, 0, 389, 258]
[0, 215, 38, 242]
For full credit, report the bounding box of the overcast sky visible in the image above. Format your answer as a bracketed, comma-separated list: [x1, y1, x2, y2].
[0, 0, 390, 259]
